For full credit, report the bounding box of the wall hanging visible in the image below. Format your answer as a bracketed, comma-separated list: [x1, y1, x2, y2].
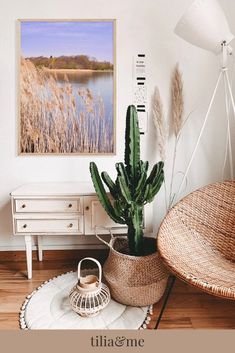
[18, 19, 116, 155]
[132, 53, 148, 134]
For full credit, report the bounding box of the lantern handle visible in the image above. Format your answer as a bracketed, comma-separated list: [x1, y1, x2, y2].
[77, 257, 102, 283]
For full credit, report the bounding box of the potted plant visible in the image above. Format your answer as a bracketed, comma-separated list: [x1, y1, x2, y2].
[89, 105, 169, 306]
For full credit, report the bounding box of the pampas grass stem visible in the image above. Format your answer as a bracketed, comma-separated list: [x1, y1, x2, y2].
[171, 64, 184, 137]
[152, 87, 167, 161]
[168, 64, 185, 207]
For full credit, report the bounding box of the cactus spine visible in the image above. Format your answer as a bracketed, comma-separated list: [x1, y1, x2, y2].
[90, 105, 164, 256]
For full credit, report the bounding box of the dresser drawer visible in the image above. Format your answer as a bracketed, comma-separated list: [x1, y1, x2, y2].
[14, 199, 82, 213]
[15, 218, 83, 234]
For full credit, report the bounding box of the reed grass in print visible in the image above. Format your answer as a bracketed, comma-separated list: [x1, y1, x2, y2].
[19, 20, 115, 154]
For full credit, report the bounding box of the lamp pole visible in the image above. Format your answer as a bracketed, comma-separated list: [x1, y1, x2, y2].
[174, 42, 234, 203]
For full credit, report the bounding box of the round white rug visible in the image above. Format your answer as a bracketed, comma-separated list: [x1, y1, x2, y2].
[20, 271, 153, 330]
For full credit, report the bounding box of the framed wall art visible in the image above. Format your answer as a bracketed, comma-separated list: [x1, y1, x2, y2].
[18, 19, 116, 155]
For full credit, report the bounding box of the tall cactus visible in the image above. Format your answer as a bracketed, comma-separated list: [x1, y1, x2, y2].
[90, 105, 164, 256]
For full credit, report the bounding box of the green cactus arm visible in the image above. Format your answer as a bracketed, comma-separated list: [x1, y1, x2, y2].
[145, 161, 164, 186]
[114, 199, 126, 218]
[144, 187, 154, 204]
[149, 162, 164, 189]
[152, 165, 164, 181]
[90, 162, 125, 224]
[101, 171, 118, 199]
[136, 183, 150, 204]
[151, 170, 164, 194]
[135, 161, 149, 196]
[117, 176, 132, 205]
[138, 160, 149, 174]
[134, 162, 164, 204]
[135, 171, 147, 199]
[141, 161, 149, 173]
[145, 171, 164, 203]
[124, 105, 140, 183]
[115, 162, 130, 186]
[145, 163, 164, 203]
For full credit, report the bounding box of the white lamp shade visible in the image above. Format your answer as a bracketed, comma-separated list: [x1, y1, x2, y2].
[174, 0, 234, 54]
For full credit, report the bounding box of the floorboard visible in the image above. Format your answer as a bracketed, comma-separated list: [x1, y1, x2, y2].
[0, 252, 235, 329]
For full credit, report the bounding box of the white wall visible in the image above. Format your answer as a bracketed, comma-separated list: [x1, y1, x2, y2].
[0, 0, 234, 250]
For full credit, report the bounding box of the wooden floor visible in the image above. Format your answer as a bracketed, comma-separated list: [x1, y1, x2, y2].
[0, 250, 235, 329]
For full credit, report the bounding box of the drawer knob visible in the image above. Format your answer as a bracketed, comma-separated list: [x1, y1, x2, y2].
[68, 204, 73, 208]
[85, 206, 89, 211]
[23, 224, 27, 228]
[68, 223, 73, 228]
[22, 204, 26, 208]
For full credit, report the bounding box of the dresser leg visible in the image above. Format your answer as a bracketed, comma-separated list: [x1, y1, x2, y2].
[24, 235, 32, 279]
[37, 235, 43, 261]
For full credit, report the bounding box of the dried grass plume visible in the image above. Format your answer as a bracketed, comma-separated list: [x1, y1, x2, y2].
[152, 87, 167, 161]
[171, 63, 184, 137]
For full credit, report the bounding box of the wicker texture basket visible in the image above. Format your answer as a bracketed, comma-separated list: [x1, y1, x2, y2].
[96, 230, 169, 307]
[158, 180, 235, 299]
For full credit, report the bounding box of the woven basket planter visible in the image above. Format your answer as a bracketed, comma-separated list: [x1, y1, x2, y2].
[97, 233, 169, 307]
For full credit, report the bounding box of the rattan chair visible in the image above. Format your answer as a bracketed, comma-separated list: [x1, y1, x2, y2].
[157, 180, 235, 300]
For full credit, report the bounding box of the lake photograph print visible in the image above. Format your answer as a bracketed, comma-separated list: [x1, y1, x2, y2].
[19, 20, 115, 154]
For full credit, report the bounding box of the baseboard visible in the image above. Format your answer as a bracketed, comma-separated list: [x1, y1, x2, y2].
[0, 248, 109, 262]
[0, 244, 107, 251]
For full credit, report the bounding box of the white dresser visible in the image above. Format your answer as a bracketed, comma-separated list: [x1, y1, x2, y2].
[11, 182, 152, 279]
[11, 183, 121, 279]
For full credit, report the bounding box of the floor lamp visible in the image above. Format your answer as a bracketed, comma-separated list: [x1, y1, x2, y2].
[174, 0, 235, 199]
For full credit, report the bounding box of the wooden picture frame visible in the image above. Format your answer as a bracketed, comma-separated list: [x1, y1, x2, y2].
[18, 19, 116, 155]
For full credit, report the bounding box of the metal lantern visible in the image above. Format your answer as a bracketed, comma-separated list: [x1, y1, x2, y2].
[69, 257, 110, 317]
